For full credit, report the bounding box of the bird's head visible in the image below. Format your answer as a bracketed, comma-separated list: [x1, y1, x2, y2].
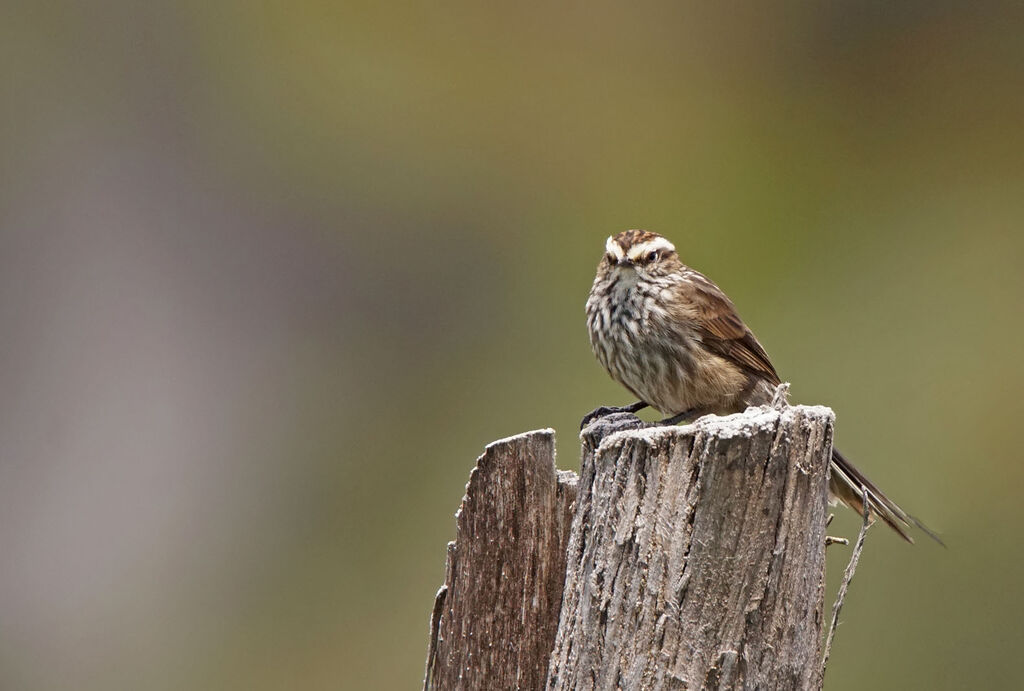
[601, 229, 679, 279]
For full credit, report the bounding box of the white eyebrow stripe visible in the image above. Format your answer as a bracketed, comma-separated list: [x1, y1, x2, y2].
[626, 237, 675, 261]
[606, 236, 625, 259]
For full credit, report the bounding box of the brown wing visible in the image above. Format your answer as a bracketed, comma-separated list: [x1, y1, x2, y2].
[689, 274, 781, 385]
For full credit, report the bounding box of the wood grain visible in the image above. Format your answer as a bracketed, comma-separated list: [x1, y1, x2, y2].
[424, 429, 578, 691]
[425, 401, 833, 690]
[547, 405, 831, 690]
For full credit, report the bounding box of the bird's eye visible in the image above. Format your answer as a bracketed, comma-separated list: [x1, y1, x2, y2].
[606, 253, 615, 265]
[647, 251, 659, 262]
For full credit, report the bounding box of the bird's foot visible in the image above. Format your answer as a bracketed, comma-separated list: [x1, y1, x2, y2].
[580, 401, 648, 430]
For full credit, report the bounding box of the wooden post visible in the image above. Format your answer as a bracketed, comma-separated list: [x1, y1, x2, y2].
[425, 403, 833, 690]
[424, 430, 578, 691]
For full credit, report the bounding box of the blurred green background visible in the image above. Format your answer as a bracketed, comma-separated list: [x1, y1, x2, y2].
[2, 2, 1022, 689]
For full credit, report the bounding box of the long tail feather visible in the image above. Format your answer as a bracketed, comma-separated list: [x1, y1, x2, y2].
[829, 447, 945, 547]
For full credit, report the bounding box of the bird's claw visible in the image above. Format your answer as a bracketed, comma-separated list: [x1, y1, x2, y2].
[580, 402, 647, 430]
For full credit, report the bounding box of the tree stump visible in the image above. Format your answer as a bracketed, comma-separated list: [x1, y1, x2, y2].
[425, 403, 833, 691]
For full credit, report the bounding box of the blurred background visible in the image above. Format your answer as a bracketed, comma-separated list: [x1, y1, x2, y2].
[2, 2, 1022, 689]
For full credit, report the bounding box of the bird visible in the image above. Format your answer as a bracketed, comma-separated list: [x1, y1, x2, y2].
[584, 229, 941, 544]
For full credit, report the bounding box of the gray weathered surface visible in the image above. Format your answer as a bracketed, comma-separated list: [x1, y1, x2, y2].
[546, 405, 832, 691]
[424, 429, 579, 691]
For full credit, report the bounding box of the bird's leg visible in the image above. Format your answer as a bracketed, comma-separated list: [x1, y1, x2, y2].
[658, 407, 705, 426]
[580, 401, 648, 430]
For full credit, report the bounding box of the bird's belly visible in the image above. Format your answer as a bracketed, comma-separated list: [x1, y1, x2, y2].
[616, 340, 750, 417]
[589, 296, 750, 417]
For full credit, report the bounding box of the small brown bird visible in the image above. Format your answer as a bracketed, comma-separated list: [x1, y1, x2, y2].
[585, 229, 941, 544]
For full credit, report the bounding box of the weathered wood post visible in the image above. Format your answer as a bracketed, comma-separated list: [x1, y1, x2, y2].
[424, 430, 578, 691]
[425, 401, 833, 690]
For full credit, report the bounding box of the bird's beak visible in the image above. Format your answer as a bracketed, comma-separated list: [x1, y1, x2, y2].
[616, 257, 633, 268]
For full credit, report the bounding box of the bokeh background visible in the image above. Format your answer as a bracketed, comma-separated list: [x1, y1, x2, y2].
[2, 2, 1022, 689]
